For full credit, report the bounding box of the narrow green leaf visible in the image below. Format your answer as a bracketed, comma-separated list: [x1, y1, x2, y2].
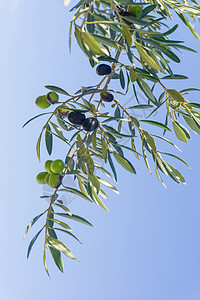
[49, 246, 64, 273]
[155, 160, 167, 188]
[27, 227, 44, 258]
[22, 113, 51, 128]
[151, 134, 181, 151]
[128, 105, 153, 109]
[82, 31, 109, 56]
[113, 152, 136, 174]
[24, 211, 46, 238]
[142, 130, 156, 152]
[119, 69, 125, 89]
[86, 155, 94, 175]
[54, 203, 72, 216]
[140, 120, 172, 131]
[90, 33, 120, 49]
[90, 185, 109, 212]
[36, 131, 43, 162]
[89, 173, 100, 194]
[56, 213, 93, 226]
[162, 74, 188, 80]
[47, 236, 78, 260]
[137, 78, 157, 105]
[45, 124, 53, 155]
[187, 102, 200, 109]
[98, 178, 119, 194]
[129, 68, 137, 83]
[182, 115, 200, 134]
[167, 89, 185, 102]
[48, 218, 72, 231]
[43, 249, 50, 277]
[45, 85, 71, 96]
[107, 151, 117, 181]
[174, 122, 191, 139]
[60, 187, 92, 202]
[172, 121, 188, 143]
[135, 41, 164, 72]
[54, 228, 82, 244]
[164, 162, 186, 184]
[142, 139, 151, 174]
[122, 26, 132, 47]
[50, 122, 66, 140]
[159, 152, 190, 168]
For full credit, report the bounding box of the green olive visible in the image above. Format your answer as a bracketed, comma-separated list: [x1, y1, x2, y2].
[36, 172, 48, 184]
[50, 160, 65, 174]
[35, 95, 51, 109]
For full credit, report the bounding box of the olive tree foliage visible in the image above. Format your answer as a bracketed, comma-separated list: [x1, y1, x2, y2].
[23, 0, 200, 275]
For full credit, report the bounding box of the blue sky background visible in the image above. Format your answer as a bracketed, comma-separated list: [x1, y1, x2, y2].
[0, 1, 200, 299]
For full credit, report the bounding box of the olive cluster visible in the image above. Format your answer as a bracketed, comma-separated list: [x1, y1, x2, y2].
[35, 63, 116, 132]
[68, 111, 99, 132]
[35, 92, 59, 109]
[36, 159, 65, 188]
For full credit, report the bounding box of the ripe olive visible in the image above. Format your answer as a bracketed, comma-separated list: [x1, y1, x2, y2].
[82, 117, 99, 132]
[96, 64, 111, 76]
[100, 91, 114, 102]
[68, 111, 86, 125]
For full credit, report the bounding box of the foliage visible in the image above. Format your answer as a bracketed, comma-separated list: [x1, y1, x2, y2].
[24, 0, 200, 275]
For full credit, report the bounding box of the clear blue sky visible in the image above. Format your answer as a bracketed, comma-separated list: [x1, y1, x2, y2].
[1, 1, 200, 299]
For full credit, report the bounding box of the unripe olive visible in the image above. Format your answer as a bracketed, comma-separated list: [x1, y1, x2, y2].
[35, 95, 51, 109]
[49, 174, 63, 188]
[36, 172, 48, 184]
[44, 173, 50, 184]
[58, 105, 69, 118]
[50, 159, 65, 174]
[128, 6, 142, 18]
[46, 92, 59, 104]
[45, 160, 53, 174]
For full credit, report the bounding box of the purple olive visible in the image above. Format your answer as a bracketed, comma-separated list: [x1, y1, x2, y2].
[116, 6, 136, 26]
[100, 92, 114, 102]
[68, 111, 86, 125]
[96, 64, 111, 76]
[82, 117, 99, 132]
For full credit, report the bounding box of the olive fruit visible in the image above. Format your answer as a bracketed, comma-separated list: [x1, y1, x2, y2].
[96, 64, 111, 76]
[46, 92, 59, 104]
[49, 174, 63, 188]
[45, 160, 53, 174]
[68, 111, 86, 125]
[128, 6, 142, 18]
[44, 173, 50, 184]
[35, 95, 51, 109]
[36, 172, 48, 184]
[50, 159, 65, 174]
[82, 117, 99, 132]
[58, 105, 69, 118]
[117, 6, 136, 26]
[100, 91, 114, 102]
